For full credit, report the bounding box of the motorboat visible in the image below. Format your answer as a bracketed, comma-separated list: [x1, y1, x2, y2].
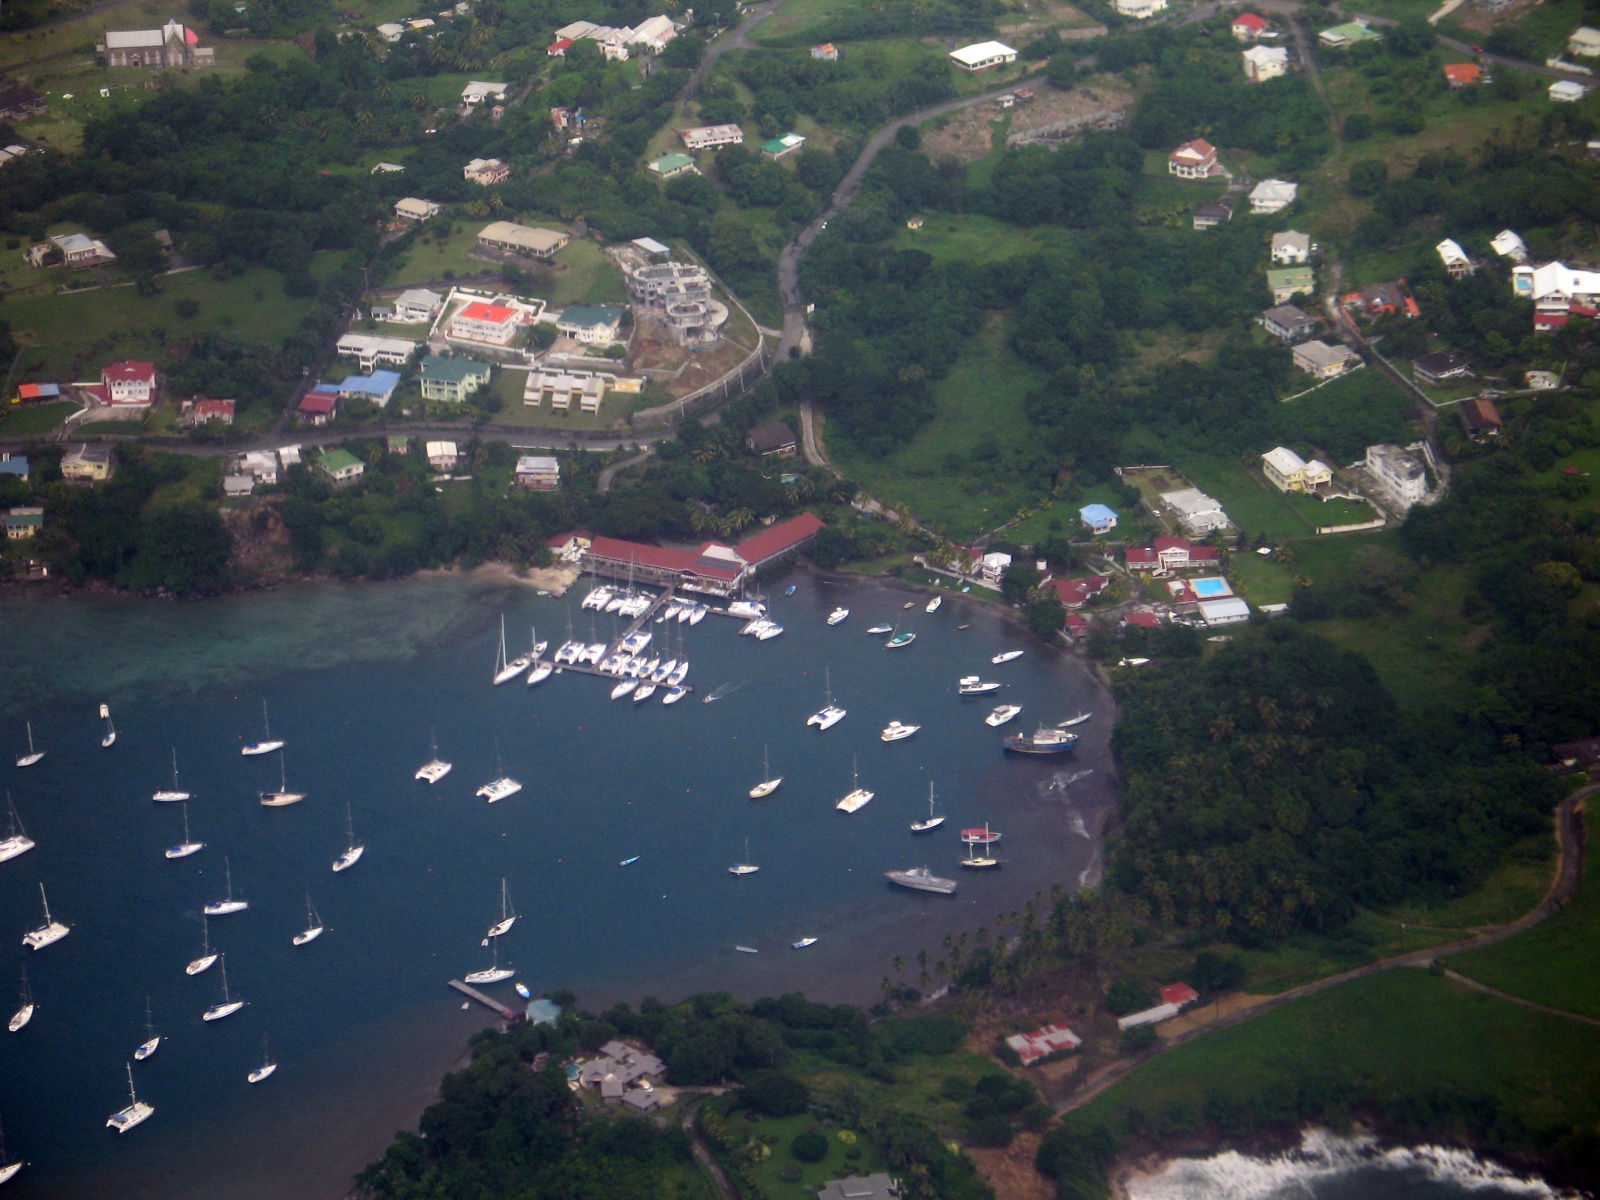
[201, 955, 244, 1021]
[133, 998, 160, 1061]
[827, 607, 849, 625]
[910, 784, 945, 833]
[294, 895, 323, 946]
[258, 751, 304, 807]
[164, 803, 203, 860]
[903, 601, 915, 609]
[1058, 711, 1093, 728]
[477, 743, 522, 802]
[241, 699, 285, 756]
[515, 983, 532, 999]
[14, 723, 42, 769]
[22, 884, 68, 950]
[728, 599, 765, 620]
[153, 748, 190, 802]
[925, 595, 942, 613]
[836, 756, 873, 814]
[493, 616, 531, 685]
[633, 683, 657, 703]
[866, 623, 893, 635]
[960, 827, 1002, 844]
[247, 1034, 277, 1084]
[785, 584, 797, 596]
[1118, 657, 1151, 667]
[986, 705, 1022, 727]
[8, 967, 33, 1033]
[958, 676, 1001, 695]
[205, 859, 249, 916]
[1004, 727, 1079, 755]
[886, 867, 957, 895]
[735, 945, 759, 954]
[792, 937, 817, 950]
[416, 732, 452, 783]
[957, 623, 972, 630]
[619, 856, 640, 867]
[611, 679, 637, 701]
[729, 837, 760, 876]
[749, 746, 781, 799]
[100, 704, 116, 749]
[991, 650, 1025, 664]
[485, 878, 517, 940]
[331, 804, 364, 873]
[0, 794, 35, 863]
[662, 686, 688, 705]
[186, 918, 218, 975]
[807, 667, 846, 730]
[464, 940, 514, 985]
[880, 720, 919, 743]
[106, 1064, 154, 1133]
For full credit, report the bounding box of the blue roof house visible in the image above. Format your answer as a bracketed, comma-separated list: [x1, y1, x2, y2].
[1080, 503, 1118, 534]
[336, 370, 402, 406]
[0, 454, 28, 478]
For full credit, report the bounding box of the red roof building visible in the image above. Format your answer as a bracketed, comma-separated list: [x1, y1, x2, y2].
[1160, 982, 1200, 1008]
[737, 512, 826, 568]
[183, 398, 235, 426]
[298, 389, 338, 426]
[1126, 536, 1221, 573]
[547, 36, 573, 55]
[1232, 12, 1268, 38]
[1123, 611, 1161, 629]
[1442, 63, 1481, 87]
[1168, 138, 1219, 180]
[1062, 613, 1090, 639]
[546, 514, 826, 597]
[1534, 312, 1569, 331]
[1048, 575, 1109, 610]
[1004, 1023, 1082, 1067]
[102, 360, 157, 405]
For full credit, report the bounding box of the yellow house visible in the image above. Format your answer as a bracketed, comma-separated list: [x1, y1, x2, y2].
[60, 444, 112, 482]
[1261, 446, 1333, 493]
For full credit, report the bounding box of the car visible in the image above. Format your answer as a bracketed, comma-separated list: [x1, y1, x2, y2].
[1470, 44, 1483, 53]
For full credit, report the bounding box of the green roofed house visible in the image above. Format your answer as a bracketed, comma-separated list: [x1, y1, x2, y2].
[419, 354, 493, 403]
[318, 448, 365, 486]
[1266, 266, 1315, 304]
[1319, 20, 1381, 47]
[647, 153, 697, 179]
[761, 133, 806, 160]
[556, 304, 626, 346]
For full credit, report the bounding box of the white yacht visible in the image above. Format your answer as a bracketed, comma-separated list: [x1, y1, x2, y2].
[582, 586, 612, 611]
[807, 667, 846, 730]
[633, 683, 657, 703]
[991, 650, 1025, 664]
[476, 744, 522, 803]
[21, 884, 68, 950]
[248, 1034, 277, 1084]
[827, 607, 849, 625]
[204, 858, 248, 916]
[416, 731, 452, 783]
[526, 659, 553, 686]
[13, 723, 42, 769]
[729, 837, 759, 876]
[792, 937, 817, 950]
[331, 804, 364, 873]
[528, 625, 548, 661]
[8, 967, 33, 1033]
[201, 954, 244, 1021]
[257, 749, 305, 807]
[164, 803, 203, 860]
[106, 1064, 154, 1133]
[925, 595, 942, 613]
[688, 604, 707, 625]
[880, 720, 920, 742]
[0, 1117, 23, 1183]
[910, 783, 945, 833]
[728, 599, 765, 620]
[755, 621, 784, 641]
[0, 794, 35, 864]
[133, 997, 160, 1061]
[294, 895, 323, 946]
[867, 623, 893, 635]
[240, 699, 284, 756]
[464, 940, 514, 984]
[186, 917, 218, 975]
[485, 878, 517, 940]
[662, 686, 687, 705]
[153, 748, 190, 802]
[667, 659, 689, 686]
[610, 678, 637, 701]
[836, 756, 873, 814]
[748, 745, 781, 799]
[986, 704, 1022, 727]
[493, 615, 531, 685]
[958, 676, 1000, 695]
[100, 704, 116, 748]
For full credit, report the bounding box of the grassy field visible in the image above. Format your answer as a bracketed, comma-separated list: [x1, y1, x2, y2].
[0, 400, 80, 436]
[736, 1111, 892, 1200]
[892, 211, 1074, 267]
[748, 0, 861, 43]
[1380, 836, 1555, 930]
[1231, 909, 1465, 995]
[384, 225, 624, 306]
[1178, 454, 1378, 541]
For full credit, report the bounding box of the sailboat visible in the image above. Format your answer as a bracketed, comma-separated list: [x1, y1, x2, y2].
[105, 1063, 154, 1133]
[294, 895, 323, 945]
[910, 783, 945, 832]
[133, 997, 160, 1061]
[610, 678, 637, 700]
[99, 704, 116, 748]
[885, 615, 916, 649]
[526, 652, 553, 687]
[961, 836, 1001, 870]
[476, 740, 522, 802]
[484, 878, 517, 941]
[0, 794, 35, 863]
[247, 1034, 277, 1084]
[464, 939, 514, 984]
[186, 916, 218, 975]
[22, 884, 68, 950]
[8, 967, 33, 1033]
[529, 624, 548, 661]
[204, 857, 249, 916]
[836, 756, 874, 814]
[331, 804, 364, 872]
[153, 748, 190, 802]
[165, 803, 203, 860]
[14, 723, 42, 769]
[415, 730, 452, 783]
[493, 615, 530, 685]
[258, 749, 305, 807]
[1058, 711, 1093, 728]
[0, 1117, 22, 1183]
[201, 954, 244, 1021]
[241, 699, 284, 756]
[729, 836, 759, 876]
[806, 666, 846, 730]
[748, 745, 781, 798]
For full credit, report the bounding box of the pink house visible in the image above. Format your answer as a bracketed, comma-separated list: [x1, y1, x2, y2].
[102, 360, 157, 406]
[1125, 535, 1221, 573]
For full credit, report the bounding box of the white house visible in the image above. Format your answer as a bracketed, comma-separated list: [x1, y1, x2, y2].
[1549, 80, 1590, 102]
[1112, 0, 1168, 17]
[375, 22, 405, 41]
[394, 197, 441, 223]
[336, 333, 418, 371]
[461, 81, 507, 105]
[628, 15, 677, 52]
[948, 41, 1018, 71]
[391, 288, 444, 323]
[1292, 340, 1362, 379]
[1271, 230, 1313, 264]
[1080, 503, 1118, 534]
[1168, 138, 1218, 179]
[1198, 597, 1252, 626]
[1159, 488, 1233, 535]
[450, 301, 523, 346]
[426, 441, 459, 470]
[1490, 229, 1528, 263]
[1241, 45, 1289, 81]
[1512, 261, 1600, 308]
[679, 124, 744, 150]
[1365, 444, 1427, 508]
[556, 304, 625, 345]
[1436, 238, 1474, 279]
[1261, 446, 1333, 493]
[463, 158, 509, 186]
[1568, 26, 1600, 57]
[1249, 179, 1298, 213]
[101, 360, 157, 406]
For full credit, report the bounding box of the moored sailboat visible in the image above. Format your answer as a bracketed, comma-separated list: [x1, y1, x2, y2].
[331, 804, 364, 872]
[464, 939, 515, 985]
[836, 755, 873, 814]
[133, 997, 160, 1061]
[807, 666, 846, 730]
[153, 748, 190, 802]
[0, 1117, 22, 1183]
[416, 730, 452, 783]
[247, 1034, 277, 1084]
[164, 802, 203, 860]
[909, 783, 945, 833]
[99, 704, 116, 748]
[293, 895, 323, 946]
[748, 745, 782, 799]
[204, 857, 248, 916]
[493, 615, 530, 685]
[241, 699, 284, 756]
[485, 878, 517, 940]
[106, 1064, 154, 1133]
[728, 836, 759, 876]
[186, 916, 218, 975]
[201, 954, 244, 1021]
[21, 884, 68, 950]
[476, 742, 522, 802]
[0, 794, 35, 864]
[13, 723, 42, 769]
[8, 967, 33, 1033]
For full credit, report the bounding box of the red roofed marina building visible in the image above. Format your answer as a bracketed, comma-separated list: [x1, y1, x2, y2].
[548, 513, 826, 597]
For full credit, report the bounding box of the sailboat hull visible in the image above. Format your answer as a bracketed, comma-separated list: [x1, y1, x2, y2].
[102, 733, 116, 748]
[241, 741, 284, 757]
[415, 761, 452, 783]
[0, 838, 35, 863]
[463, 968, 515, 984]
[22, 924, 68, 950]
[186, 954, 218, 976]
[107, 1102, 154, 1132]
[248, 1063, 277, 1084]
[202, 1000, 244, 1021]
[204, 900, 248, 916]
[14, 754, 42, 768]
[293, 927, 323, 946]
[748, 779, 782, 799]
[134, 1037, 160, 1061]
[165, 842, 204, 860]
[8, 1004, 33, 1032]
[331, 846, 364, 872]
[258, 792, 304, 807]
[152, 791, 190, 803]
[486, 918, 516, 939]
[0, 1161, 19, 1182]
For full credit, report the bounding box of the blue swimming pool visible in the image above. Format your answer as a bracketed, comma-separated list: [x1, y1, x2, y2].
[1192, 577, 1231, 598]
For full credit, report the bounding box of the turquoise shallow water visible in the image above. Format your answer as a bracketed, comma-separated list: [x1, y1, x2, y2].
[0, 569, 1116, 1199]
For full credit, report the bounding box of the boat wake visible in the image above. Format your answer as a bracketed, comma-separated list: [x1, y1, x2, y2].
[1064, 810, 1089, 839]
[1044, 768, 1096, 794]
[703, 679, 746, 704]
[1126, 1129, 1574, 1200]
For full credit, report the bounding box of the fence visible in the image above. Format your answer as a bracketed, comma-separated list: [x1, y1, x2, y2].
[629, 338, 773, 431]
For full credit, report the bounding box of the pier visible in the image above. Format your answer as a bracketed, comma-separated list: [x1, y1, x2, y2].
[556, 588, 696, 693]
[448, 979, 521, 1021]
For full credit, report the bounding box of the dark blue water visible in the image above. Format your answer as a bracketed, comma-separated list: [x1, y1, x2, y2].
[0, 569, 1115, 1199]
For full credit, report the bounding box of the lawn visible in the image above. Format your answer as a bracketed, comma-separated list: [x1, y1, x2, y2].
[0, 400, 80, 436]
[1178, 454, 1378, 541]
[892, 212, 1075, 267]
[479, 371, 637, 433]
[748, 0, 862, 43]
[1231, 909, 1465, 995]
[1002, 483, 1150, 547]
[734, 1111, 891, 1200]
[1380, 835, 1555, 930]
[384, 224, 623, 307]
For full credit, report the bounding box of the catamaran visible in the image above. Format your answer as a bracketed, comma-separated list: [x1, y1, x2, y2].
[133, 997, 160, 1061]
[958, 675, 1001, 695]
[0, 794, 35, 863]
[293, 895, 323, 946]
[106, 1063, 154, 1133]
[204, 857, 249, 916]
[986, 704, 1022, 727]
[910, 784, 945, 833]
[13, 723, 42, 769]
[202, 954, 244, 1021]
[165, 803, 203, 859]
[0, 1117, 23, 1183]
[925, 595, 942, 613]
[248, 1034, 277, 1084]
[331, 804, 364, 872]
[241, 699, 284, 756]
[807, 666, 846, 730]
[100, 704, 116, 748]
[881, 720, 919, 742]
[8, 967, 33, 1033]
[153, 748, 190, 802]
[186, 917, 218, 975]
[464, 939, 514, 984]
[258, 750, 304, 807]
[493, 615, 530, 685]
[22, 884, 68, 950]
[416, 731, 452, 783]
[827, 607, 849, 625]
[991, 650, 1025, 664]
[836, 756, 873, 814]
[749, 745, 782, 799]
[729, 837, 760, 876]
[728, 599, 765, 620]
[476, 742, 522, 803]
[485, 878, 517, 940]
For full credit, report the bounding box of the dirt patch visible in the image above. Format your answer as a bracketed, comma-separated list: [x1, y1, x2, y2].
[629, 324, 760, 399]
[1002, 0, 1107, 37]
[967, 1131, 1058, 1200]
[1156, 992, 1271, 1038]
[922, 83, 1134, 165]
[1449, 0, 1536, 35]
[224, 502, 295, 582]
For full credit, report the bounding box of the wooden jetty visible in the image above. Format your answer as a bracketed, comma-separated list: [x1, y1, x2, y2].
[448, 979, 521, 1021]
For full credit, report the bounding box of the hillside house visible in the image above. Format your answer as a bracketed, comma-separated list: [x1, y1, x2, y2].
[523, 370, 606, 412]
[1261, 303, 1317, 342]
[817, 1176, 902, 1200]
[1261, 446, 1333, 492]
[101, 361, 157, 407]
[477, 221, 569, 260]
[1344, 280, 1417, 320]
[318, 449, 365, 486]
[0, 86, 46, 122]
[180, 397, 235, 427]
[1232, 12, 1269, 38]
[1005, 1023, 1082, 1066]
[647, 153, 697, 179]
[1113, 0, 1168, 16]
[1266, 267, 1314, 304]
[1512, 261, 1600, 310]
[1292, 339, 1362, 379]
[1436, 238, 1474, 278]
[1459, 397, 1502, 440]
[1319, 20, 1381, 47]
[1158, 488, 1232, 535]
[1242, 44, 1289, 81]
[390, 288, 444, 323]
[1049, 575, 1109, 609]
[426, 441, 458, 470]
[1570, 26, 1600, 56]
[61, 444, 112, 482]
[1491, 229, 1528, 263]
[1366, 443, 1428, 508]
[50, 233, 116, 269]
[1192, 200, 1233, 229]
[394, 197, 441, 223]
[1443, 63, 1481, 87]
[1249, 178, 1298, 213]
[745, 423, 797, 457]
[1080, 502, 1118, 534]
[1550, 80, 1589, 103]
[949, 41, 1018, 70]
[629, 15, 678, 52]
[624, 260, 726, 345]
[556, 304, 625, 345]
[1271, 230, 1313, 264]
[450, 301, 522, 346]
[1168, 138, 1219, 179]
[761, 133, 806, 160]
[1526, 370, 1559, 390]
[515, 455, 561, 489]
[1413, 351, 1470, 386]
[376, 22, 406, 41]
[336, 334, 417, 372]
[101, 19, 213, 67]
[0, 454, 27, 479]
[811, 43, 839, 60]
[461, 81, 507, 105]
[418, 355, 492, 402]
[298, 388, 338, 426]
[336, 371, 400, 406]
[679, 124, 744, 150]
[5, 507, 43, 540]
[463, 158, 509, 186]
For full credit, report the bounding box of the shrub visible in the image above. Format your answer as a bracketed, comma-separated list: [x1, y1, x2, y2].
[1120, 1025, 1159, 1054]
[1106, 979, 1156, 1016]
[742, 1070, 810, 1116]
[965, 1114, 1015, 1147]
[791, 1132, 828, 1162]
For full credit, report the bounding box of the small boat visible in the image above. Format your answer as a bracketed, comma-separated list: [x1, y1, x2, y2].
[866, 624, 893, 635]
[1118, 657, 1151, 667]
[204, 857, 249, 917]
[610, 679, 637, 701]
[886, 629, 916, 649]
[749, 745, 782, 799]
[827, 607, 849, 625]
[8, 966, 33, 1033]
[957, 623, 972, 630]
[662, 686, 687, 705]
[22, 884, 68, 950]
[202, 955, 244, 1021]
[331, 804, 364, 873]
[792, 937, 817, 950]
[880, 720, 919, 743]
[986, 704, 1022, 727]
[493, 615, 530, 685]
[735, 945, 759, 954]
[903, 601, 914, 610]
[515, 983, 531, 999]
[241, 699, 285, 756]
[886, 866, 957, 895]
[960, 840, 1001, 870]
[164, 803, 203, 860]
[910, 784, 945, 833]
[293, 895, 323, 946]
[1058, 711, 1093, 728]
[729, 836, 760, 876]
[100, 704, 116, 749]
[13, 723, 42, 769]
[464, 939, 514, 985]
[476, 742, 522, 803]
[485, 878, 517, 940]
[1004, 727, 1079, 755]
[0, 1117, 21, 1183]
[133, 997, 160, 1061]
[785, 584, 797, 596]
[247, 1034, 277, 1084]
[258, 749, 305, 808]
[836, 756, 873, 814]
[153, 748, 190, 802]
[106, 1064, 154, 1134]
[619, 856, 640, 867]
[807, 667, 846, 730]
[186, 917, 218, 976]
[633, 683, 657, 703]
[416, 731, 452, 783]
[0, 794, 35, 864]
[991, 650, 1024, 664]
[526, 660, 553, 686]
[958, 676, 1001, 695]
[960, 827, 1002, 844]
[925, 595, 942, 613]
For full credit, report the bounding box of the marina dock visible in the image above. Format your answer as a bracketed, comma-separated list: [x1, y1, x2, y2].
[556, 588, 697, 693]
[448, 979, 521, 1021]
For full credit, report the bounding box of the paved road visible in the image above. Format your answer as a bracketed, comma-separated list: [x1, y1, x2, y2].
[597, 447, 653, 492]
[678, 0, 784, 101]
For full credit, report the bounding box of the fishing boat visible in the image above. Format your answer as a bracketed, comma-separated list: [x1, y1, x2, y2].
[880, 720, 919, 742]
[99, 704, 116, 748]
[331, 804, 364, 873]
[22, 884, 68, 950]
[729, 837, 759, 876]
[910, 784, 945, 833]
[153, 749, 190, 802]
[133, 997, 160, 1061]
[866, 623, 893, 635]
[748, 745, 782, 799]
[991, 650, 1025, 664]
[827, 607, 849, 625]
[247, 1034, 277, 1084]
[836, 756, 873, 814]
[807, 667, 846, 730]
[885, 866, 957, 895]
[0, 1117, 21, 1183]
[201, 955, 244, 1021]
[464, 939, 514, 985]
[610, 679, 637, 701]
[960, 839, 1001, 870]
[186, 917, 218, 975]
[165, 803, 203, 859]
[958, 676, 1000, 695]
[293, 895, 323, 946]
[0, 794, 35, 863]
[241, 699, 285, 756]
[476, 743, 522, 803]
[204, 858, 249, 917]
[985, 704, 1022, 727]
[792, 937, 817, 950]
[8, 967, 32, 1033]
[619, 856, 640, 867]
[106, 1064, 154, 1133]
[925, 595, 942, 613]
[258, 750, 305, 807]
[662, 686, 688, 705]
[485, 878, 517, 940]
[633, 683, 657, 703]
[13, 723, 42, 769]
[960, 827, 1002, 844]
[415, 731, 452, 784]
[526, 659, 554, 686]
[1058, 711, 1093, 728]
[735, 945, 759, 954]
[1004, 727, 1079, 755]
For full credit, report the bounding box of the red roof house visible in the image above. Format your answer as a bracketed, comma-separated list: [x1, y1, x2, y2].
[183, 398, 235, 426]
[1123, 611, 1161, 629]
[1232, 12, 1269, 38]
[1160, 982, 1199, 1008]
[547, 36, 574, 55]
[298, 389, 338, 426]
[1062, 613, 1090, 639]
[102, 360, 157, 405]
[1126, 536, 1221, 573]
[1442, 63, 1481, 87]
[1004, 1023, 1082, 1066]
[1048, 575, 1109, 610]
[1168, 138, 1219, 179]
